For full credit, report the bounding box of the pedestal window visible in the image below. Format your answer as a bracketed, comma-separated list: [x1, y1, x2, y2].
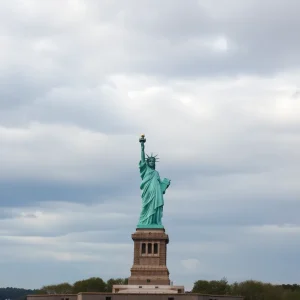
[147, 243, 152, 254]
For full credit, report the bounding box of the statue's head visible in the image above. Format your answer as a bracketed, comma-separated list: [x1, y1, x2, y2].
[146, 154, 159, 169]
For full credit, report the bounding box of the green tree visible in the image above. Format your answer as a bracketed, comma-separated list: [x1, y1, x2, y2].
[192, 280, 211, 294]
[33, 290, 48, 295]
[262, 283, 282, 300]
[229, 281, 240, 295]
[72, 277, 106, 293]
[283, 290, 300, 300]
[105, 278, 128, 293]
[40, 283, 73, 294]
[0, 288, 36, 300]
[230, 280, 265, 300]
[192, 278, 229, 295]
[210, 278, 229, 295]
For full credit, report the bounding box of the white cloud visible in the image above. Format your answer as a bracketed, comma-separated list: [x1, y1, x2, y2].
[212, 36, 229, 52]
[181, 259, 200, 272]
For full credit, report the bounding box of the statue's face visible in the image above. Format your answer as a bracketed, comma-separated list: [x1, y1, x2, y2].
[148, 158, 155, 168]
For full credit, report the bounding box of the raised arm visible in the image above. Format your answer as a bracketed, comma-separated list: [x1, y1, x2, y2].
[141, 143, 145, 162]
[139, 134, 146, 162]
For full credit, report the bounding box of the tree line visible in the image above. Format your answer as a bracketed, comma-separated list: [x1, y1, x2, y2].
[0, 278, 126, 300]
[0, 288, 38, 300]
[1, 278, 300, 300]
[35, 277, 127, 294]
[192, 278, 300, 300]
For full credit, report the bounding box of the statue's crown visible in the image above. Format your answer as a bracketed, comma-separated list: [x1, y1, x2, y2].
[146, 153, 159, 162]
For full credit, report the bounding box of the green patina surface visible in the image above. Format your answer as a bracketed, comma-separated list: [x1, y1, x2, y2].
[137, 135, 171, 229]
[136, 224, 165, 229]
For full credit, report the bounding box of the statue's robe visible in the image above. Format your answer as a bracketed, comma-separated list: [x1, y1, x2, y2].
[138, 160, 170, 226]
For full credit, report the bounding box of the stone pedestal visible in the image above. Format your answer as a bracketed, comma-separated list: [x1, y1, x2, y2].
[128, 228, 170, 285]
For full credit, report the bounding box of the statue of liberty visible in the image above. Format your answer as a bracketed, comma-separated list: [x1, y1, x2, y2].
[137, 135, 171, 228]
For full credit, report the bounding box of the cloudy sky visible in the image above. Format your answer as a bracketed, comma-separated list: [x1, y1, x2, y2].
[1, 0, 300, 291]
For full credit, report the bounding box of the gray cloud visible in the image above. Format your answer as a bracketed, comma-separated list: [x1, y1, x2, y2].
[121, 0, 300, 76]
[0, 0, 300, 291]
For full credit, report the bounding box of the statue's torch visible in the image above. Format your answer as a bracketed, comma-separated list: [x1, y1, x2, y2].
[139, 134, 146, 144]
